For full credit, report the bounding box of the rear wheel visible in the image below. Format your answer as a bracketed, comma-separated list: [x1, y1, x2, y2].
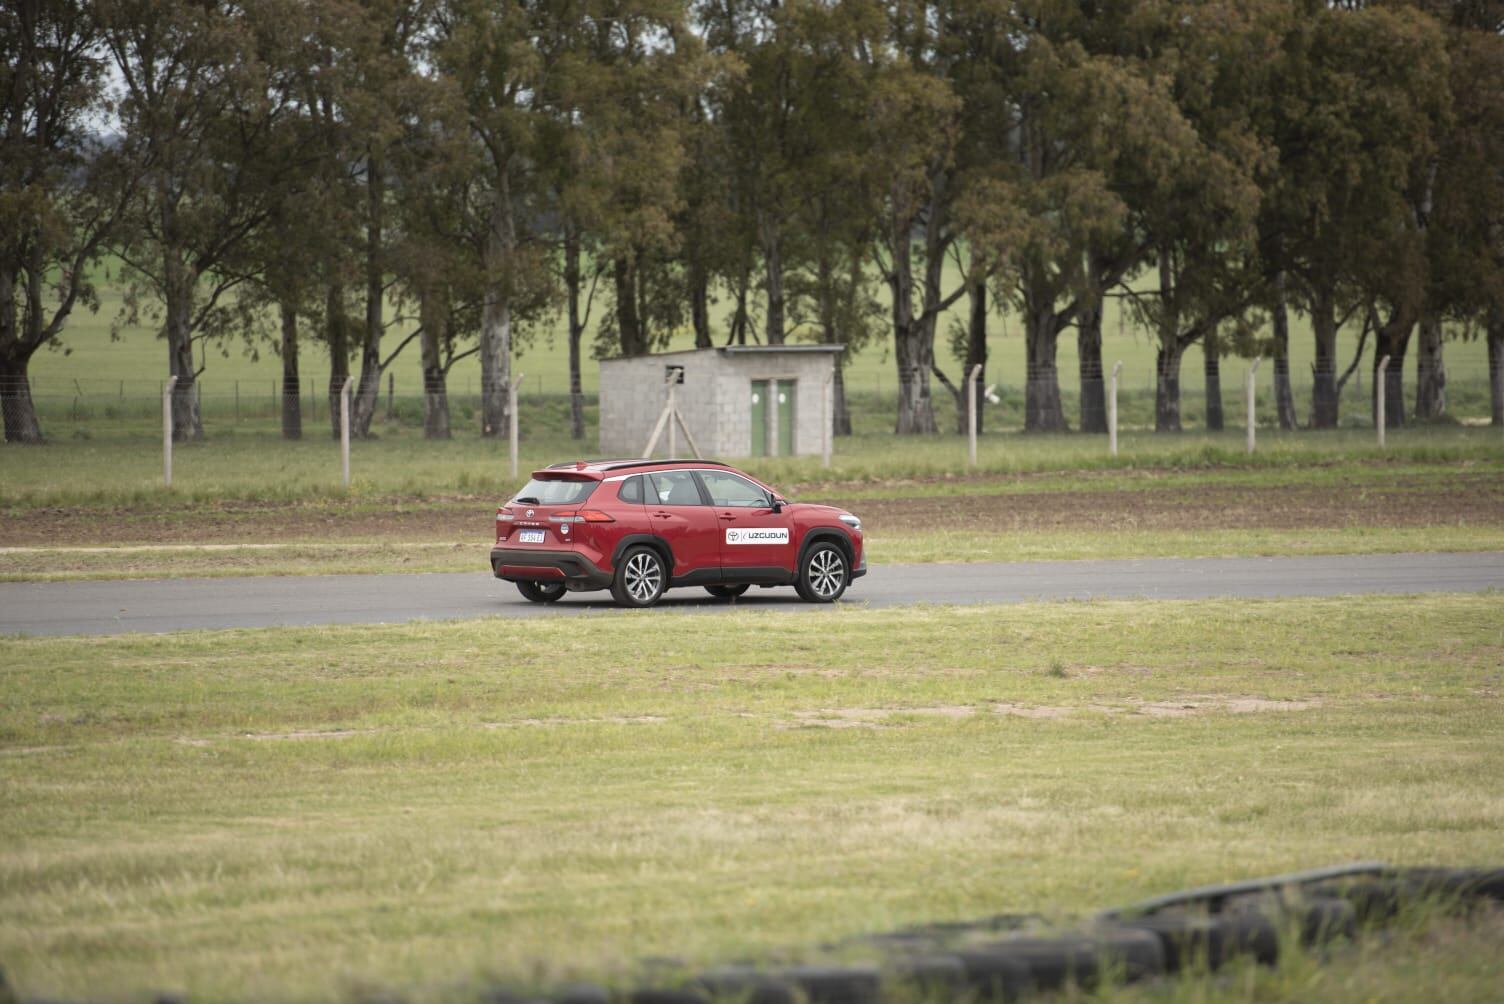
[516, 580, 566, 604]
[795, 542, 848, 603]
[705, 584, 750, 600]
[611, 546, 667, 608]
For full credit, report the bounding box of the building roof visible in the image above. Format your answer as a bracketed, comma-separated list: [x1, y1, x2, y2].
[599, 344, 845, 362]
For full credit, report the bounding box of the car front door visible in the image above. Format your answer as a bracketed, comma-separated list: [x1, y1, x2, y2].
[698, 470, 795, 574]
[644, 469, 721, 581]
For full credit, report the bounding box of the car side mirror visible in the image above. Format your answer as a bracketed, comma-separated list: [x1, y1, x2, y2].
[770, 497, 785, 513]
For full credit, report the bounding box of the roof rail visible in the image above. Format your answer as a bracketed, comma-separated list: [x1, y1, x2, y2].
[598, 458, 730, 472]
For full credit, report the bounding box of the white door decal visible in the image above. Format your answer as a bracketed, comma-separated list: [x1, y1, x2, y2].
[726, 528, 790, 545]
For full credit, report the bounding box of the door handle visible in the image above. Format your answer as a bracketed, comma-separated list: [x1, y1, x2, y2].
[719, 513, 736, 520]
[652, 512, 673, 519]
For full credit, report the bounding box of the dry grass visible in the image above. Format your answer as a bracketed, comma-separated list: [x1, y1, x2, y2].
[1, 595, 1502, 1001]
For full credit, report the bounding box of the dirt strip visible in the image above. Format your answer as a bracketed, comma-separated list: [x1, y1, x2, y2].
[3, 472, 1501, 547]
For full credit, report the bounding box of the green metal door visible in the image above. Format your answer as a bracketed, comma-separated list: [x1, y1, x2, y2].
[750, 380, 769, 456]
[777, 379, 796, 456]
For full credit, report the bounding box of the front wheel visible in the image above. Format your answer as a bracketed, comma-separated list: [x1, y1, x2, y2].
[516, 580, 566, 603]
[705, 584, 750, 600]
[795, 542, 849, 603]
[611, 546, 667, 608]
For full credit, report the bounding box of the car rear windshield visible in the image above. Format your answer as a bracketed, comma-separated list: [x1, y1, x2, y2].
[512, 477, 598, 506]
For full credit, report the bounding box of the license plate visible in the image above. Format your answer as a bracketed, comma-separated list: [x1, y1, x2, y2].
[518, 530, 546, 544]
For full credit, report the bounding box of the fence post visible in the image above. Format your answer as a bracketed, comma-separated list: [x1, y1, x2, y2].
[162, 375, 178, 486]
[966, 363, 983, 466]
[509, 372, 523, 478]
[1377, 355, 1391, 448]
[340, 376, 353, 487]
[1108, 361, 1123, 458]
[1245, 358, 1261, 455]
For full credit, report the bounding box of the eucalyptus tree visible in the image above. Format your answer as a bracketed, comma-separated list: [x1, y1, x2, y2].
[1259, 1, 1448, 428]
[963, 1, 1195, 433]
[339, 0, 441, 437]
[1412, 0, 1504, 422]
[857, 0, 969, 435]
[539, 0, 706, 437]
[1426, 3, 1504, 426]
[437, 0, 552, 437]
[0, 0, 130, 444]
[1135, 0, 1273, 432]
[99, 0, 306, 440]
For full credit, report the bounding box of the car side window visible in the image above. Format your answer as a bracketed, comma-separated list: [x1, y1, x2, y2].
[647, 470, 704, 506]
[618, 475, 644, 504]
[699, 471, 770, 508]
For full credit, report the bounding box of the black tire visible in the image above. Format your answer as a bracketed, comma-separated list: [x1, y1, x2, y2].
[516, 580, 566, 603]
[611, 546, 667, 608]
[705, 584, 750, 600]
[795, 541, 849, 603]
[775, 965, 881, 1004]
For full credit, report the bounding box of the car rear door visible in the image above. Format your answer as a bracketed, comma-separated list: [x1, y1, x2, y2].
[698, 470, 795, 574]
[643, 469, 721, 580]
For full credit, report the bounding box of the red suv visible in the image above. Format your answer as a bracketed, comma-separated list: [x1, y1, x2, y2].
[490, 459, 865, 607]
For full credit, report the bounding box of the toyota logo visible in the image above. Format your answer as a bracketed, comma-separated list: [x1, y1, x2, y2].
[526, 509, 535, 518]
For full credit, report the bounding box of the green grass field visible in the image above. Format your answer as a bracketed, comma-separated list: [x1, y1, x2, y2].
[2, 595, 1502, 1002]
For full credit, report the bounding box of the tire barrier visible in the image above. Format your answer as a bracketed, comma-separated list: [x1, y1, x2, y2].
[5, 865, 1502, 1004]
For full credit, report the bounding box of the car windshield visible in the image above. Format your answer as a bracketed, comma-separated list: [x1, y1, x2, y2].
[513, 477, 597, 506]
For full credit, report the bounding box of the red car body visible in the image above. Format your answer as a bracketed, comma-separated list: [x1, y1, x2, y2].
[489, 459, 865, 607]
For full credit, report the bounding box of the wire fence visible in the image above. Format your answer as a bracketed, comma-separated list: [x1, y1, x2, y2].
[4, 370, 1498, 435]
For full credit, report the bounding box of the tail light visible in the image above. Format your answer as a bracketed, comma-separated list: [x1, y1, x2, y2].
[497, 507, 515, 521]
[549, 510, 615, 523]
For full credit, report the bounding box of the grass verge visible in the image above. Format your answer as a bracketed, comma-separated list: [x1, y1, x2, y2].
[3, 525, 1503, 581]
[3, 423, 1501, 510]
[2, 594, 1501, 1001]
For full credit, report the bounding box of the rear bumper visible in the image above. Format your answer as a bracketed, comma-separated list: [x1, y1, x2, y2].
[489, 547, 613, 589]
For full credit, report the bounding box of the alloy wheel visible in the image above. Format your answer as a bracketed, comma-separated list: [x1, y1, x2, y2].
[624, 552, 663, 603]
[807, 547, 845, 600]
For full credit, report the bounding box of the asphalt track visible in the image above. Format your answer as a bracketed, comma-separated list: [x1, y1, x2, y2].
[1, 551, 1500, 637]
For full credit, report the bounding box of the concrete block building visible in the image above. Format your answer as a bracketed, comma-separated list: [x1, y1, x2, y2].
[599, 346, 843, 459]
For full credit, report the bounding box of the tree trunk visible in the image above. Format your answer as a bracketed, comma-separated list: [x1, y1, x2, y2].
[816, 247, 852, 436]
[888, 214, 937, 435]
[832, 362, 852, 437]
[762, 217, 785, 345]
[1155, 341, 1186, 432]
[1203, 333, 1223, 431]
[0, 350, 44, 444]
[1077, 261, 1106, 434]
[1489, 307, 1503, 427]
[0, 265, 45, 444]
[728, 262, 750, 346]
[565, 230, 586, 441]
[690, 259, 711, 350]
[962, 278, 987, 435]
[280, 302, 301, 441]
[327, 283, 349, 439]
[419, 285, 450, 440]
[1024, 300, 1066, 432]
[1414, 311, 1446, 421]
[163, 254, 203, 441]
[613, 255, 646, 357]
[479, 181, 514, 438]
[1372, 311, 1412, 430]
[1271, 274, 1297, 430]
[352, 152, 385, 437]
[1310, 285, 1339, 429]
